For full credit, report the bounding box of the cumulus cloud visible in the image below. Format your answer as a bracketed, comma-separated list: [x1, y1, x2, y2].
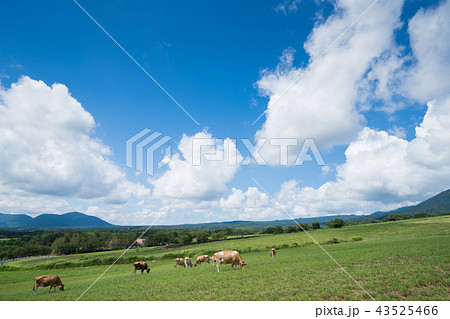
[149, 131, 243, 201]
[255, 0, 405, 164]
[243, 0, 450, 218]
[0, 76, 150, 208]
[219, 187, 280, 220]
[273, 95, 450, 217]
[403, 0, 450, 102]
[357, 47, 408, 113]
[0, 193, 71, 216]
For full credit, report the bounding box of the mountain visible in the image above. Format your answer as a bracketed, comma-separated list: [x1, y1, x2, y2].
[0, 213, 33, 228]
[155, 214, 367, 230]
[0, 212, 113, 228]
[368, 189, 450, 220]
[1, 189, 449, 229]
[394, 189, 450, 214]
[157, 189, 450, 229]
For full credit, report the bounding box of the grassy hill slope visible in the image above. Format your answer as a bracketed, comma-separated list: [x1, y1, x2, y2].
[1, 215, 448, 301]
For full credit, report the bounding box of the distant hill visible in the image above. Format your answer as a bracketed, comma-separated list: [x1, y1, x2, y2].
[369, 189, 450, 220]
[157, 189, 450, 229]
[0, 212, 113, 228]
[0, 213, 33, 228]
[1, 189, 449, 229]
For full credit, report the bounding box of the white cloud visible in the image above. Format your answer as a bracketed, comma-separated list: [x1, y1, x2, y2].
[274, 0, 302, 15]
[154, 0, 450, 222]
[0, 192, 71, 216]
[255, 0, 405, 163]
[150, 131, 243, 201]
[357, 0, 450, 112]
[219, 187, 280, 220]
[357, 47, 408, 113]
[404, 0, 450, 102]
[86, 204, 164, 226]
[0, 76, 150, 209]
[219, 188, 245, 209]
[388, 125, 407, 139]
[274, 95, 450, 217]
[245, 0, 450, 218]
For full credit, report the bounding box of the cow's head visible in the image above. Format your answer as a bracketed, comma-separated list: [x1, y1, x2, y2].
[240, 261, 247, 269]
[59, 284, 64, 291]
[146, 268, 150, 273]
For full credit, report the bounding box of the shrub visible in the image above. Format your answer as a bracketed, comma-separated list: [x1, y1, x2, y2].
[383, 214, 409, 222]
[312, 222, 321, 229]
[413, 212, 429, 219]
[352, 236, 363, 241]
[326, 218, 345, 228]
[360, 219, 381, 224]
[286, 226, 298, 233]
[298, 223, 310, 231]
[325, 237, 340, 244]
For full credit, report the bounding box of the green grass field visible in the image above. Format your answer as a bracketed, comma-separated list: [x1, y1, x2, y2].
[1, 216, 449, 301]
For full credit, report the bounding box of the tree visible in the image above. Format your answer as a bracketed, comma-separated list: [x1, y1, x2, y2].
[312, 222, 321, 229]
[326, 218, 344, 228]
[298, 223, 310, 231]
[180, 234, 193, 244]
[196, 231, 209, 243]
[56, 243, 77, 255]
[286, 226, 298, 233]
[262, 227, 276, 234]
[273, 226, 284, 234]
[383, 214, 409, 222]
[211, 231, 227, 240]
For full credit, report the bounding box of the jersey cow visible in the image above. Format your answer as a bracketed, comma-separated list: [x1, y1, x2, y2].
[133, 261, 150, 275]
[185, 257, 193, 268]
[194, 255, 210, 267]
[213, 250, 246, 272]
[174, 258, 186, 268]
[269, 248, 276, 259]
[33, 275, 64, 295]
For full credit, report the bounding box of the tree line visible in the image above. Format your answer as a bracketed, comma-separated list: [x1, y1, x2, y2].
[0, 227, 253, 260]
[1, 211, 447, 260]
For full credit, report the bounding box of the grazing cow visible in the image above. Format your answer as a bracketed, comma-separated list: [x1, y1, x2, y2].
[174, 258, 186, 268]
[194, 255, 210, 267]
[210, 252, 219, 267]
[185, 257, 193, 268]
[269, 248, 277, 259]
[133, 261, 150, 276]
[214, 250, 246, 272]
[33, 275, 64, 295]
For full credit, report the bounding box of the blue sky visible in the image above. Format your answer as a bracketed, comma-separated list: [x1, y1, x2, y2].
[0, 0, 449, 225]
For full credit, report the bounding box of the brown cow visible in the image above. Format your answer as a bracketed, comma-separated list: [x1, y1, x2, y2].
[210, 252, 224, 267]
[33, 275, 64, 295]
[133, 261, 150, 275]
[210, 252, 218, 267]
[185, 257, 193, 268]
[174, 258, 185, 268]
[269, 248, 276, 259]
[194, 255, 210, 267]
[214, 250, 246, 272]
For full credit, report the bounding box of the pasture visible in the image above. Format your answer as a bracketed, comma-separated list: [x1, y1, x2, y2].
[0, 216, 449, 301]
